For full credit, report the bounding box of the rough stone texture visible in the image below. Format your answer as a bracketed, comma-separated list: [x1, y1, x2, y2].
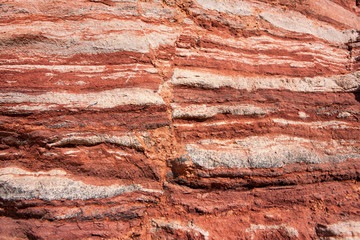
[0, 0, 360, 239]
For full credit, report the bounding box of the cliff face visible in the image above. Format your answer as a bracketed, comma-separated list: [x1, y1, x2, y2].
[0, 0, 360, 239]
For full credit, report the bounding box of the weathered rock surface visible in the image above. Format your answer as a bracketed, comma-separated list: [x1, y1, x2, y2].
[0, 0, 360, 239]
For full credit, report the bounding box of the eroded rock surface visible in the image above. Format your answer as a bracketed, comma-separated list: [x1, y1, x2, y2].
[0, 0, 360, 239]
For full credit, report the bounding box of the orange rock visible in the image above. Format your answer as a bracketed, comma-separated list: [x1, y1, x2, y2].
[0, 0, 359, 239]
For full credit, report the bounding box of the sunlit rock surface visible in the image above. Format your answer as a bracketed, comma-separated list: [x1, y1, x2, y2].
[0, 0, 360, 239]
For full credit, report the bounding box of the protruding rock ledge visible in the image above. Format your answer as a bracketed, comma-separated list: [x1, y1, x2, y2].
[48, 132, 142, 150]
[0, 88, 165, 111]
[171, 68, 360, 92]
[316, 221, 360, 239]
[0, 167, 162, 201]
[185, 135, 360, 169]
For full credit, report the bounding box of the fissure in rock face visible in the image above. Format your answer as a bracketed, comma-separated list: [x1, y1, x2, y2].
[0, 0, 360, 239]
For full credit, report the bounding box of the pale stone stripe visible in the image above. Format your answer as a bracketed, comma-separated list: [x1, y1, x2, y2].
[49, 132, 142, 149]
[172, 104, 270, 119]
[259, 8, 358, 44]
[0, 88, 164, 109]
[317, 221, 360, 239]
[0, 167, 162, 201]
[186, 135, 360, 169]
[246, 224, 299, 238]
[171, 68, 360, 92]
[152, 219, 209, 240]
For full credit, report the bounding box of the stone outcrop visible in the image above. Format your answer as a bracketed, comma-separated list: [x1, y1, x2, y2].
[0, 0, 360, 239]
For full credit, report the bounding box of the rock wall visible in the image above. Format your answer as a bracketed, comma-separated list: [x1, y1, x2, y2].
[0, 0, 360, 239]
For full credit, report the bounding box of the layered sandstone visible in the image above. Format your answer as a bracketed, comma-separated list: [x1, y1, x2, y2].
[0, 0, 360, 239]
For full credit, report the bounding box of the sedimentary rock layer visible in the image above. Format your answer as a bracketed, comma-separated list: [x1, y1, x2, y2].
[0, 0, 360, 239]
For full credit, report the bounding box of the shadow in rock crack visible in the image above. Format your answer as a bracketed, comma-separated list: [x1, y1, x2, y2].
[353, 87, 360, 103]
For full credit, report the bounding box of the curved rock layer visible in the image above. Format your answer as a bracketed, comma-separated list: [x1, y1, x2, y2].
[0, 0, 360, 239]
